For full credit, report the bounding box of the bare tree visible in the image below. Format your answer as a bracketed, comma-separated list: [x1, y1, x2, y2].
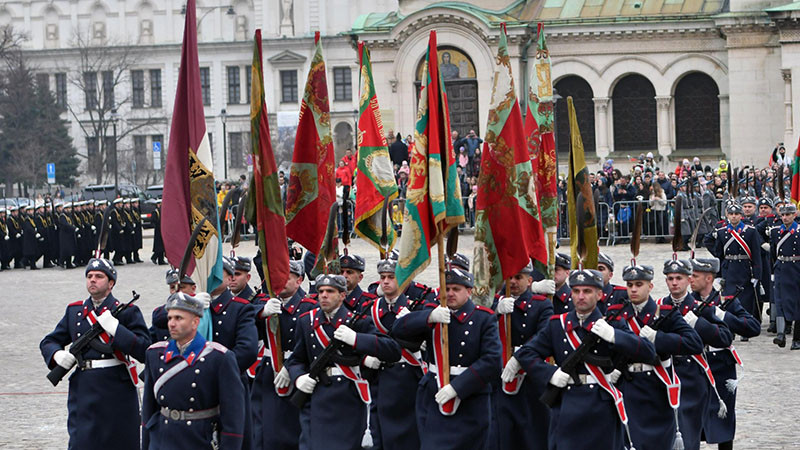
[62, 31, 165, 185]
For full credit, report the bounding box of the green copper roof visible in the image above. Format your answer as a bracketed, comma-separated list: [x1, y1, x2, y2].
[765, 1, 800, 12]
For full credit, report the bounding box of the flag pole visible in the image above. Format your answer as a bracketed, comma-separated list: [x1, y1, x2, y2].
[437, 224, 450, 386]
[504, 282, 512, 362]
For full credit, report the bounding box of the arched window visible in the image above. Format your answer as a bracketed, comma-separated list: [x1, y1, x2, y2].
[675, 72, 720, 150]
[555, 76, 595, 155]
[612, 74, 656, 152]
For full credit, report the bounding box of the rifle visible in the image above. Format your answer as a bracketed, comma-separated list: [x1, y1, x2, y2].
[46, 291, 140, 386]
[289, 308, 368, 409]
[611, 298, 681, 381]
[539, 306, 623, 407]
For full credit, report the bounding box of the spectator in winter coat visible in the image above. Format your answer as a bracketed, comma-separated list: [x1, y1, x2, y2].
[389, 133, 409, 167]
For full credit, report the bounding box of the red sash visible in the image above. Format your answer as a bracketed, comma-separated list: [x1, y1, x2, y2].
[85, 307, 139, 386]
[560, 314, 629, 426]
[310, 310, 371, 404]
[626, 317, 680, 409]
[498, 313, 525, 395]
[246, 342, 265, 379]
[370, 301, 427, 374]
[728, 228, 752, 260]
[432, 322, 460, 416]
[266, 315, 290, 396]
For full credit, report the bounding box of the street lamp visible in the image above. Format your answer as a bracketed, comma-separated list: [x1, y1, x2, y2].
[181, 4, 235, 23]
[111, 108, 120, 197]
[221, 109, 228, 180]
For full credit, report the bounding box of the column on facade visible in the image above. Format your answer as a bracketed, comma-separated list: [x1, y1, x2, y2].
[593, 97, 610, 159]
[655, 96, 672, 157]
[719, 94, 731, 156]
[784, 69, 793, 146]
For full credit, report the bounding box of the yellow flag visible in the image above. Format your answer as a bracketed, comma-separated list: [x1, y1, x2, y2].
[566, 97, 598, 269]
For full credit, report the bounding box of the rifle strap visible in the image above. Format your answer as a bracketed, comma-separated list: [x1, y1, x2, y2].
[86, 307, 139, 386]
[626, 316, 680, 409]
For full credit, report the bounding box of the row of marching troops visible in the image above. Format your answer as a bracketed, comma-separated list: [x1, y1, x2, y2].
[0, 198, 145, 271]
[41, 217, 789, 450]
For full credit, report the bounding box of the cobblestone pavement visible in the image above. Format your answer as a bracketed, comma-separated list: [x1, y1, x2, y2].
[2, 232, 798, 448]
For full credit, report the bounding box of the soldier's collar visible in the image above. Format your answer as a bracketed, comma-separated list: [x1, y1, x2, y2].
[211, 289, 233, 313]
[451, 299, 475, 323]
[165, 334, 207, 365]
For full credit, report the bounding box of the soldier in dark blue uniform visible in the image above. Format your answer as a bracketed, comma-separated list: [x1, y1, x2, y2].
[251, 260, 315, 450]
[287, 274, 400, 450]
[0, 207, 9, 270]
[58, 203, 78, 269]
[704, 202, 763, 329]
[130, 199, 143, 263]
[598, 252, 628, 313]
[35, 202, 54, 268]
[552, 253, 573, 315]
[755, 198, 780, 333]
[21, 205, 41, 269]
[368, 249, 438, 304]
[110, 198, 127, 265]
[150, 270, 197, 343]
[6, 206, 23, 268]
[340, 254, 377, 313]
[142, 292, 246, 450]
[230, 256, 258, 302]
[689, 258, 760, 450]
[391, 268, 500, 450]
[40, 258, 151, 450]
[496, 261, 554, 450]
[768, 203, 800, 349]
[514, 268, 657, 450]
[150, 200, 166, 265]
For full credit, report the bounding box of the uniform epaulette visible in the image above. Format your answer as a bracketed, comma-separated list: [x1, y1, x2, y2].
[613, 286, 627, 291]
[531, 294, 548, 301]
[299, 310, 314, 318]
[550, 314, 564, 320]
[414, 282, 429, 289]
[230, 297, 250, 305]
[475, 305, 495, 315]
[607, 304, 624, 312]
[207, 342, 228, 353]
[361, 292, 378, 299]
[723, 295, 736, 300]
[301, 297, 318, 305]
[309, 293, 319, 299]
[253, 292, 268, 300]
[659, 304, 674, 311]
[68, 300, 84, 307]
[152, 304, 164, 312]
[148, 341, 169, 350]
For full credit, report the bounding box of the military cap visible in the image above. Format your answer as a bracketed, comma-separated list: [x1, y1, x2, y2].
[518, 260, 534, 276]
[222, 256, 235, 275]
[741, 196, 757, 206]
[86, 199, 95, 204]
[676, 179, 687, 188]
[726, 203, 743, 214]
[123, 198, 132, 204]
[85, 258, 117, 282]
[54, 201, 63, 207]
[775, 197, 786, 206]
[622, 264, 654, 282]
[663, 259, 692, 275]
[180, 274, 195, 285]
[24, 204, 34, 211]
[555, 253, 571, 270]
[568, 269, 604, 289]
[446, 253, 471, 271]
[376, 258, 397, 274]
[8, 206, 18, 211]
[155, 199, 162, 204]
[35, 202, 45, 209]
[0, 207, 5, 214]
[289, 260, 305, 277]
[758, 197, 773, 209]
[597, 252, 615, 271]
[315, 274, 347, 292]
[691, 258, 719, 274]
[233, 256, 252, 272]
[445, 267, 474, 288]
[113, 198, 123, 205]
[165, 292, 204, 317]
[166, 269, 179, 285]
[779, 203, 798, 215]
[340, 254, 366, 272]
[96, 200, 108, 206]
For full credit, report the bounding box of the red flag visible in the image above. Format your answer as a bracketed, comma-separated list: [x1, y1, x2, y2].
[246, 29, 289, 296]
[285, 32, 336, 254]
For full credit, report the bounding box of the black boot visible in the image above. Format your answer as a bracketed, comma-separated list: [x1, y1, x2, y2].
[787, 323, 794, 335]
[792, 341, 800, 350]
[774, 334, 786, 347]
[767, 322, 777, 334]
[133, 252, 143, 263]
[151, 254, 158, 264]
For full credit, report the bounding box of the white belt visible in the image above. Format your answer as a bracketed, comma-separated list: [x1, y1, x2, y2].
[267, 350, 293, 360]
[427, 363, 468, 376]
[566, 373, 599, 385]
[725, 255, 749, 260]
[708, 346, 727, 352]
[513, 345, 522, 352]
[628, 359, 671, 373]
[777, 256, 800, 262]
[325, 366, 361, 377]
[80, 358, 124, 370]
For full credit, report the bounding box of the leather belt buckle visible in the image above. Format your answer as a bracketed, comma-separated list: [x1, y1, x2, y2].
[169, 410, 181, 421]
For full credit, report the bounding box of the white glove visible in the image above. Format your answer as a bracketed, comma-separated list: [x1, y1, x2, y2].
[35, 233, 41, 239]
[549, 368, 570, 387]
[435, 384, 458, 405]
[590, 318, 616, 343]
[427, 306, 451, 324]
[761, 242, 770, 251]
[640, 325, 657, 343]
[53, 350, 76, 370]
[296, 373, 317, 394]
[91, 225, 96, 231]
[3, 235, 8, 240]
[750, 278, 759, 288]
[608, 369, 622, 384]
[395, 307, 410, 319]
[714, 307, 727, 321]
[419, 341, 427, 352]
[96, 310, 119, 336]
[363, 355, 381, 369]
[684, 311, 699, 328]
[262, 298, 282, 316]
[15, 233, 20, 238]
[333, 325, 357, 347]
[119, 230, 124, 234]
[496, 297, 515, 315]
[194, 292, 211, 310]
[531, 279, 556, 295]
[273, 366, 290, 389]
[501, 356, 521, 383]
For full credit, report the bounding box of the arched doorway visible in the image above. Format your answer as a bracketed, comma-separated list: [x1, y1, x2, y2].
[415, 46, 479, 138]
[674, 72, 720, 151]
[333, 121, 354, 160]
[612, 74, 657, 152]
[554, 75, 596, 156]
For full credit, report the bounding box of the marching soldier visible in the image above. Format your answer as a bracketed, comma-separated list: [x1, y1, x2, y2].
[598, 252, 628, 313]
[0, 207, 9, 270]
[287, 274, 401, 450]
[391, 267, 500, 450]
[35, 202, 54, 268]
[39, 258, 151, 449]
[58, 203, 78, 269]
[131, 198, 144, 263]
[514, 268, 657, 449]
[688, 258, 760, 450]
[72, 201, 86, 266]
[251, 260, 316, 450]
[229, 256, 258, 302]
[340, 254, 377, 313]
[661, 259, 731, 450]
[150, 270, 198, 343]
[7, 206, 23, 268]
[755, 199, 779, 333]
[21, 205, 41, 270]
[110, 198, 127, 265]
[769, 203, 800, 350]
[676, 181, 695, 251]
[740, 196, 758, 225]
[704, 202, 764, 328]
[123, 199, 136, 264]
[368, 250, 437, 304]
[141, 292, 246, 450]
[51, 202, 62, 265]
[496, 261, 555, 450]
[553, 253, 573, 315]
[150, 200, 166, 265]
